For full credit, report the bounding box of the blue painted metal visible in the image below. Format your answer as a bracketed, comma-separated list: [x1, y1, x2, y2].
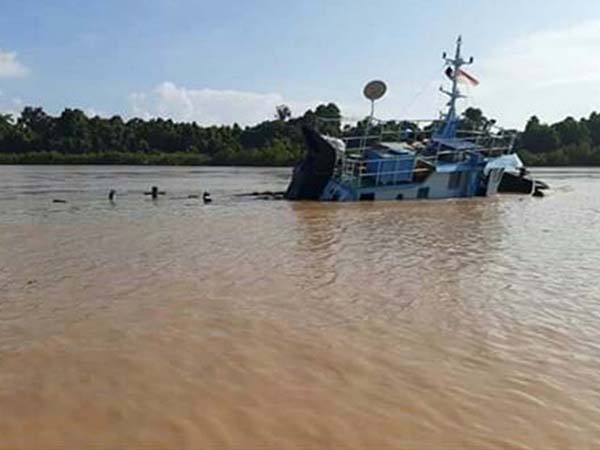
[364, 148, 415, 185]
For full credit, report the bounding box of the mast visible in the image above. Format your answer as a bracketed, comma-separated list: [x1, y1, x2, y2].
[438, 35, 473, 138]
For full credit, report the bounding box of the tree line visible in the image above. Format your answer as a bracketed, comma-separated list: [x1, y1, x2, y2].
[517, 114, 600, 166]
[0, 103, 599, 166]
[0, 103, 342, 166]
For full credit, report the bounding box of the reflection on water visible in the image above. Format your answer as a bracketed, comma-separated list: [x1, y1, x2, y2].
[1, 166, 600, 449]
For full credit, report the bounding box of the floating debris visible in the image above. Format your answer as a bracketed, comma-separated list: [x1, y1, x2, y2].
[234, 191, 285, 200]
[52, 199, 67, 203]
[144, 186, 166, 199]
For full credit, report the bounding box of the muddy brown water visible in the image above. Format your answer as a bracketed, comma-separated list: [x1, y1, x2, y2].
[1, 166, 599, 449]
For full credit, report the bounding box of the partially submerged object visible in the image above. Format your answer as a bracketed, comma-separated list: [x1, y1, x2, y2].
[286, 37, 547, 201]
[235, 191, 286, 200]
[145, 186, 166, 199]
[497, 166, 548, 195]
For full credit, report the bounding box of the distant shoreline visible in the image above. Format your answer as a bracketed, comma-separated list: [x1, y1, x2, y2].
[1, 161, 598, 168]
[3, 105, 600, 168]
[0, 152, 293, 167]
[1, 152, 598, 168]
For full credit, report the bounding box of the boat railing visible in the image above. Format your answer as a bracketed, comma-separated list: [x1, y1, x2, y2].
[314, 114, 517, 142]
[340, 129, 515, 158]
[334, 140, 516, 189]
[337, 117, 517, 155]
[335, 154, 437, 189]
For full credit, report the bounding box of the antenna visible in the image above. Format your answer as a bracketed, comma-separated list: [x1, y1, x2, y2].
[437, 36, 472, 138]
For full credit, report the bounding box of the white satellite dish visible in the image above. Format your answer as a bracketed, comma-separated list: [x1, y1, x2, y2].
[363, 80, 387, 101]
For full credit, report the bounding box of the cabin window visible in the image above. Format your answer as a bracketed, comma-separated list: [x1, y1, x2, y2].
[417, 187, 429, 199]
[396, 193, 404, 200]
[359, 193, 375, 201]
[448, 171, 463, 190]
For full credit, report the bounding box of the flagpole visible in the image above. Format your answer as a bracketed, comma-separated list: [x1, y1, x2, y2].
[449, 35, 462, 123]
[438, 35, 473, 138]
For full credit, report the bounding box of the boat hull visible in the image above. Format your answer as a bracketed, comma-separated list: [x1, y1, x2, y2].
[498, 171, 534, 194]
[319, 166, 505, 201]
[284, 127, 336, 200]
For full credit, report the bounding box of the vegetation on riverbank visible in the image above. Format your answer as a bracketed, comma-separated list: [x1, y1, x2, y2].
[1, 104, 600, 166]
[517, 114, 600, 166]
[0, 104, 341, 166]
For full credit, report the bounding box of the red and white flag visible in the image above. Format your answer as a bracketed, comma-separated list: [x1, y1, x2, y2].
[444, 67, 480, 86]
[456, 68, 479, 86]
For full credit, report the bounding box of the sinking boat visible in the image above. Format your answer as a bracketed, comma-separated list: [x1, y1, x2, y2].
[286, 37, 547, 201]
[497, 166, 549, 195]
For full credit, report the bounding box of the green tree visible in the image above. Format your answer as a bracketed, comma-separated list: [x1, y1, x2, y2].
[520, 116, 560, 154]
[552, 116, 590, 146]
[275, 104, 292, 121]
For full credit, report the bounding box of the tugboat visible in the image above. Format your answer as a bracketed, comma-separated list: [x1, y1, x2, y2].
[286, 37, 545, 201]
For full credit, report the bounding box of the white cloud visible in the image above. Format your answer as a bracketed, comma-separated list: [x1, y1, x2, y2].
[0, 50, 29, 78]
[134, 20, 600, 130]
[129, 81, 319, 125]
[470, 21, 600, 128]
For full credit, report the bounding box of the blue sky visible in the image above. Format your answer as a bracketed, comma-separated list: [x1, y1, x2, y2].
[2, 0, 600, 128]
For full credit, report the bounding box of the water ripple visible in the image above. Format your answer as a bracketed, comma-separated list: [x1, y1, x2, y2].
[1, 166, 600, 449]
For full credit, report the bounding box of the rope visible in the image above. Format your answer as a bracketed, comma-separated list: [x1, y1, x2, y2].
[396, 63, 447, 117]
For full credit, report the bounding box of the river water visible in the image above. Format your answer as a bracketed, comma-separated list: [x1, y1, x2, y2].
[1, 165, 599, 449]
